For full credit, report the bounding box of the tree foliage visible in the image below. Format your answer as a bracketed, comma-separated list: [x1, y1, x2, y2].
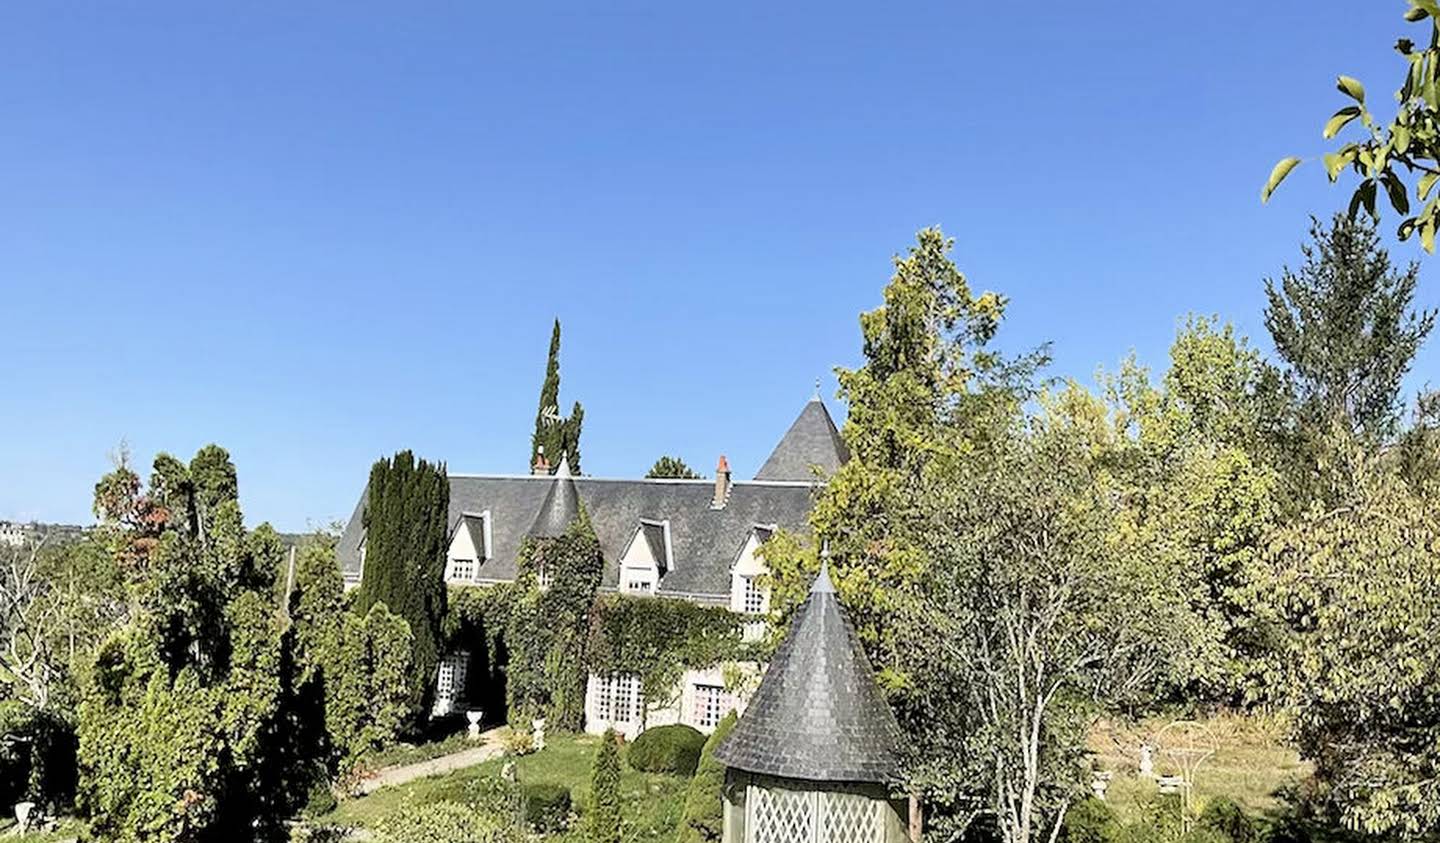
[1263, 1, 1440, 252]
[1263, 215, 1434, 506]
[1261, 451, 1440, 837]
[645, 456, 703, 479]
[532, 319, 586, 473]
[289, 535, 413, 768]
[356, 450, 449, 723]
[77, 446, 317, 841]
[588, 729, 622, 843]
[676, 711, 736, 843]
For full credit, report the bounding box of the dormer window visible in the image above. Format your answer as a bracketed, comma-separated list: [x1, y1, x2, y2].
[730, 526, 775, 638]
[446, 511, 492, 585]
[741, 575, 766, 614]
[619, 518, 671, 596]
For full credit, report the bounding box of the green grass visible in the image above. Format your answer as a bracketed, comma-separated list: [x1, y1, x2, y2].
[0, 817, 85, 842]
[319, 733, 691, 841]
[1089, 712, 1310, 824]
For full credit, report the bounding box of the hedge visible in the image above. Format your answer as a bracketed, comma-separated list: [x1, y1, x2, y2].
[627, 724, 706, 776]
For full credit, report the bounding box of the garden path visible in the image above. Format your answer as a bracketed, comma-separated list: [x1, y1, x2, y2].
[355, 727, 508, 795]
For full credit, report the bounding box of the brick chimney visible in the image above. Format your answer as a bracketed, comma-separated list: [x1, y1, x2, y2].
[532, 446, 551, 476]
[711, 455, 731, 509]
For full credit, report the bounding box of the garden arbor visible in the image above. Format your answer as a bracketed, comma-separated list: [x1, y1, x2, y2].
[715, 564, 912, 843]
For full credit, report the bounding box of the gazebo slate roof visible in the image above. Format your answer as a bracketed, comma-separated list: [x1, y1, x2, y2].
[714, 565, 903, 784]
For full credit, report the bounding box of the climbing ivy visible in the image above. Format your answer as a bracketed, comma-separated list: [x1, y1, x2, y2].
[505, 514, 604, 729]
[446, 524, 756, 732]
[587, 595, 750, 709]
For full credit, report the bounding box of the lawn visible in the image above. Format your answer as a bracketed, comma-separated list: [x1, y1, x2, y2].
[1088, 712, 1310, 824]
[318, 732, 691, 841]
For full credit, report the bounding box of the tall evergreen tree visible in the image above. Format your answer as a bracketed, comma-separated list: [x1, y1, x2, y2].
[355, 450, 449, 724]
[530, 320, 585, 473]
[1265, 214, 1434, 443]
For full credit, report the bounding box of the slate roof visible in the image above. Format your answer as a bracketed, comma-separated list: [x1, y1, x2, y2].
[337, 476, 814, 599]
[754, 398, 850, 481]
[459, 513, 488, 559]
[714, 565, 904, 783]
[528, 457, 580, 538]
[639, 520, 670, 569]
[336, 401, 836, 599]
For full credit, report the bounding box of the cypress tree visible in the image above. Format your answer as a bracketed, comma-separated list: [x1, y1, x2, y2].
[677, 711, 737, 843]
[562, 400, 585, 474]
[532, 320, 563, 467]
[356, 450, 449, 724]
[529, 320, 585, 473]
[589, 729, 623, 843]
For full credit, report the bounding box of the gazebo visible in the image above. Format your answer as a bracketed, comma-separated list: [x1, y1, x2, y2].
[714, 563, 913, 843]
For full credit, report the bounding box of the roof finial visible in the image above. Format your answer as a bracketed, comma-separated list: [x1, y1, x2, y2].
[813, 539, 835, 593]
[813, 378, 821, 401]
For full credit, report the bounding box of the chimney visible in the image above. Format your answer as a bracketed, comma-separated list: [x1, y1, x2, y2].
[532, 446, 551, 476]
[711, 455, 731, 509]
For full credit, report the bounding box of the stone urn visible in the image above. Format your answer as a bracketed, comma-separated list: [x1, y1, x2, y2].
[466, 709, 484, 740]
[531, 717, 547, 750]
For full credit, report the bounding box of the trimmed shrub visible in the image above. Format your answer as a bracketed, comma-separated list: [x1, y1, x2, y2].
[1198, 797, 1257, 843]
[628, 724, 706, 776]
[589, 729, 622, 843]
[1061, 797, 1118, 843]
[678, 712, 737, 843]
[523, 782, 572, 833]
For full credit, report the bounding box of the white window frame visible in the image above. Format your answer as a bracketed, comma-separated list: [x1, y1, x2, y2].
[593, 673, 641, 725]
[693, 683, 729, 730]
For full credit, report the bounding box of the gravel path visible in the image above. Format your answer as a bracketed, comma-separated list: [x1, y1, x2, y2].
[355, 728, 507, 795]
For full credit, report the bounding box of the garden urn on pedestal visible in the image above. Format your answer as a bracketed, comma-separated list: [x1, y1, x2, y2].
[467, 709, 484, 740]
[714, 564, 913, 843]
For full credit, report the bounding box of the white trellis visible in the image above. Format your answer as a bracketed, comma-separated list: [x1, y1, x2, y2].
[1152, 720, 1217, 832]
[747, 785, 885, 843]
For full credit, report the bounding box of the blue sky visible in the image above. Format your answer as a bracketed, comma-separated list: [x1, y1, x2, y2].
[2, 2, 1435, 531]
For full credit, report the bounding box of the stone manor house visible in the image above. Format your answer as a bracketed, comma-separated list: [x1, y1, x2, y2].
[334, 396, 848, 737]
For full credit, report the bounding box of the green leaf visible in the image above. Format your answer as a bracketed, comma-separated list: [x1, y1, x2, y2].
[1324, 151, 1352, 181]
[1407, 0, 1440, 20]
[1337, 75, 1367, 103]
[1324, 106, 1362, 139]
[1395, 123, 1412, 153]
[1419, 171, 1438, 199]
[1423, 219, 1435, 253]
[1384, 172, 1411, 214]
[1263, 157, 1302, 203]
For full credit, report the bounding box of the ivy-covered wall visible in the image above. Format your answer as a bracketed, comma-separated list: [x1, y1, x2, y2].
[587, 594, 752, 708]
[446, 527, 758, 731]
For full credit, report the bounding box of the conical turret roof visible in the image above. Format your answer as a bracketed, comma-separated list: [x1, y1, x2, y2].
[527, 455, 580, 538]
[754, 398, 849, 482]
[714, 564, 903, 783]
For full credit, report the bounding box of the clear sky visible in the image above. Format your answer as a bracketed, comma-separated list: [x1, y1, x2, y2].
[2, 2, 1436, 531]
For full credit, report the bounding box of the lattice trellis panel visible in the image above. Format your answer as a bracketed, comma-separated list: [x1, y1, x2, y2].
[749, 786, 816, 843]
[747, 785, 885, 843]
[820, 791, 883, 843]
